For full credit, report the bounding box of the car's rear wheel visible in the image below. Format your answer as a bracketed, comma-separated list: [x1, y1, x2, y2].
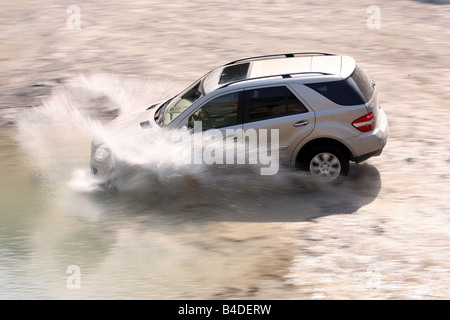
[302, 146, 349, 183]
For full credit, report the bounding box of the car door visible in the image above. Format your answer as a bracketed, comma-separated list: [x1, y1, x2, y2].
[242, 85, 315, 165]
[180, 90, 244, 165]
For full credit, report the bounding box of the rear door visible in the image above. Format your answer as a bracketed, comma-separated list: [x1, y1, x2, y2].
[242, 85, 315, 165]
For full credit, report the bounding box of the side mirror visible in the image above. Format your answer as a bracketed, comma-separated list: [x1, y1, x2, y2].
[139, 120, 150, 129]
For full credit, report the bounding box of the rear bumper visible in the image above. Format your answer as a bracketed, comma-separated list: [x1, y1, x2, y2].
[352, 146, 384, 163]
[348, 108, 389, 163]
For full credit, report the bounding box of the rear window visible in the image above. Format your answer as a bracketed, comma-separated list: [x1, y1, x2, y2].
[305, 65, 374, 106]
[350, 65, 374, 102]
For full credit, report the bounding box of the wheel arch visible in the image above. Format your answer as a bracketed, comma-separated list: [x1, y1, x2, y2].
[293, 137, 353, 167]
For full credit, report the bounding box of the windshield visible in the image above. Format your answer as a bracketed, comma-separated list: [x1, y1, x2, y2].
[156, 79, 205, 127]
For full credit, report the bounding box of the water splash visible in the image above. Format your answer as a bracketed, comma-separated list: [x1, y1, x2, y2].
[15, 73, 187, 192]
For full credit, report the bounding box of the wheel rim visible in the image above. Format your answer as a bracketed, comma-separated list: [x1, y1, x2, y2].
[309, 152, 342, 181]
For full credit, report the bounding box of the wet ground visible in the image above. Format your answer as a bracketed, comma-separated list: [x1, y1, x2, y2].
[1, 0, 449, 299]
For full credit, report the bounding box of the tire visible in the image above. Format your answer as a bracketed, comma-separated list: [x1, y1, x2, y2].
[301, 146, 349, 183]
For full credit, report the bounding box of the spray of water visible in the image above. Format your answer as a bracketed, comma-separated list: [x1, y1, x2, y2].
[15, 74, 190, 192]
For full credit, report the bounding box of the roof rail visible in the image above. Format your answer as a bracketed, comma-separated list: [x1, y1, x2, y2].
[224, 52, 335, 66]
[218, 71, 334, 89]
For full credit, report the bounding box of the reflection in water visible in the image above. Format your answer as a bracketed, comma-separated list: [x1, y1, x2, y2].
[0, 75, 381, 299]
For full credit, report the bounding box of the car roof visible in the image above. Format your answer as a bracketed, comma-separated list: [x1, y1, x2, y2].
[202, 53, 356, 93]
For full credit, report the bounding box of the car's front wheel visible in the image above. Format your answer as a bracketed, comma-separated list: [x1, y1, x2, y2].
[301, 146, 349, 183]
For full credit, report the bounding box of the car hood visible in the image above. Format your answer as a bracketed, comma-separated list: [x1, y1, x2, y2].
[108, 107, 159, 130]
[91, 104, 162, 149]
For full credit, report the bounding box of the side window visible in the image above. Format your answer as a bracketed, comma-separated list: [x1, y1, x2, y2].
[247, 86, 307, 122]
[188, 92, 239, 130]
[305, 80, 365, 106]
[287, 90, 308, 114]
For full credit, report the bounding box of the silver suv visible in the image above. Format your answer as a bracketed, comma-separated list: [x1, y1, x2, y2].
[90, 52, 388, 183]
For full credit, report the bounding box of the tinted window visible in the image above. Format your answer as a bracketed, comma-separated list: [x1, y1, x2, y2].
[287, 90, 307, 114]
[247, 86, 308, 122]
[305, 79, 365, 106]
[219, 63, 250, 84]
[189, 92, 239, 130]
[351, 65, 374, 102]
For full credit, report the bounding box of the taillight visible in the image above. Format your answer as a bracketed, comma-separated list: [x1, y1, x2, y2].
[352, 112, 375, 132]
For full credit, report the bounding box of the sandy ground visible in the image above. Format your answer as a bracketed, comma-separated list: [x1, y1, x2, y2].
[1, 0, 450, 299]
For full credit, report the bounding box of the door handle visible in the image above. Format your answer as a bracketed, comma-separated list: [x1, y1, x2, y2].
[293, 120, 309, 127]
